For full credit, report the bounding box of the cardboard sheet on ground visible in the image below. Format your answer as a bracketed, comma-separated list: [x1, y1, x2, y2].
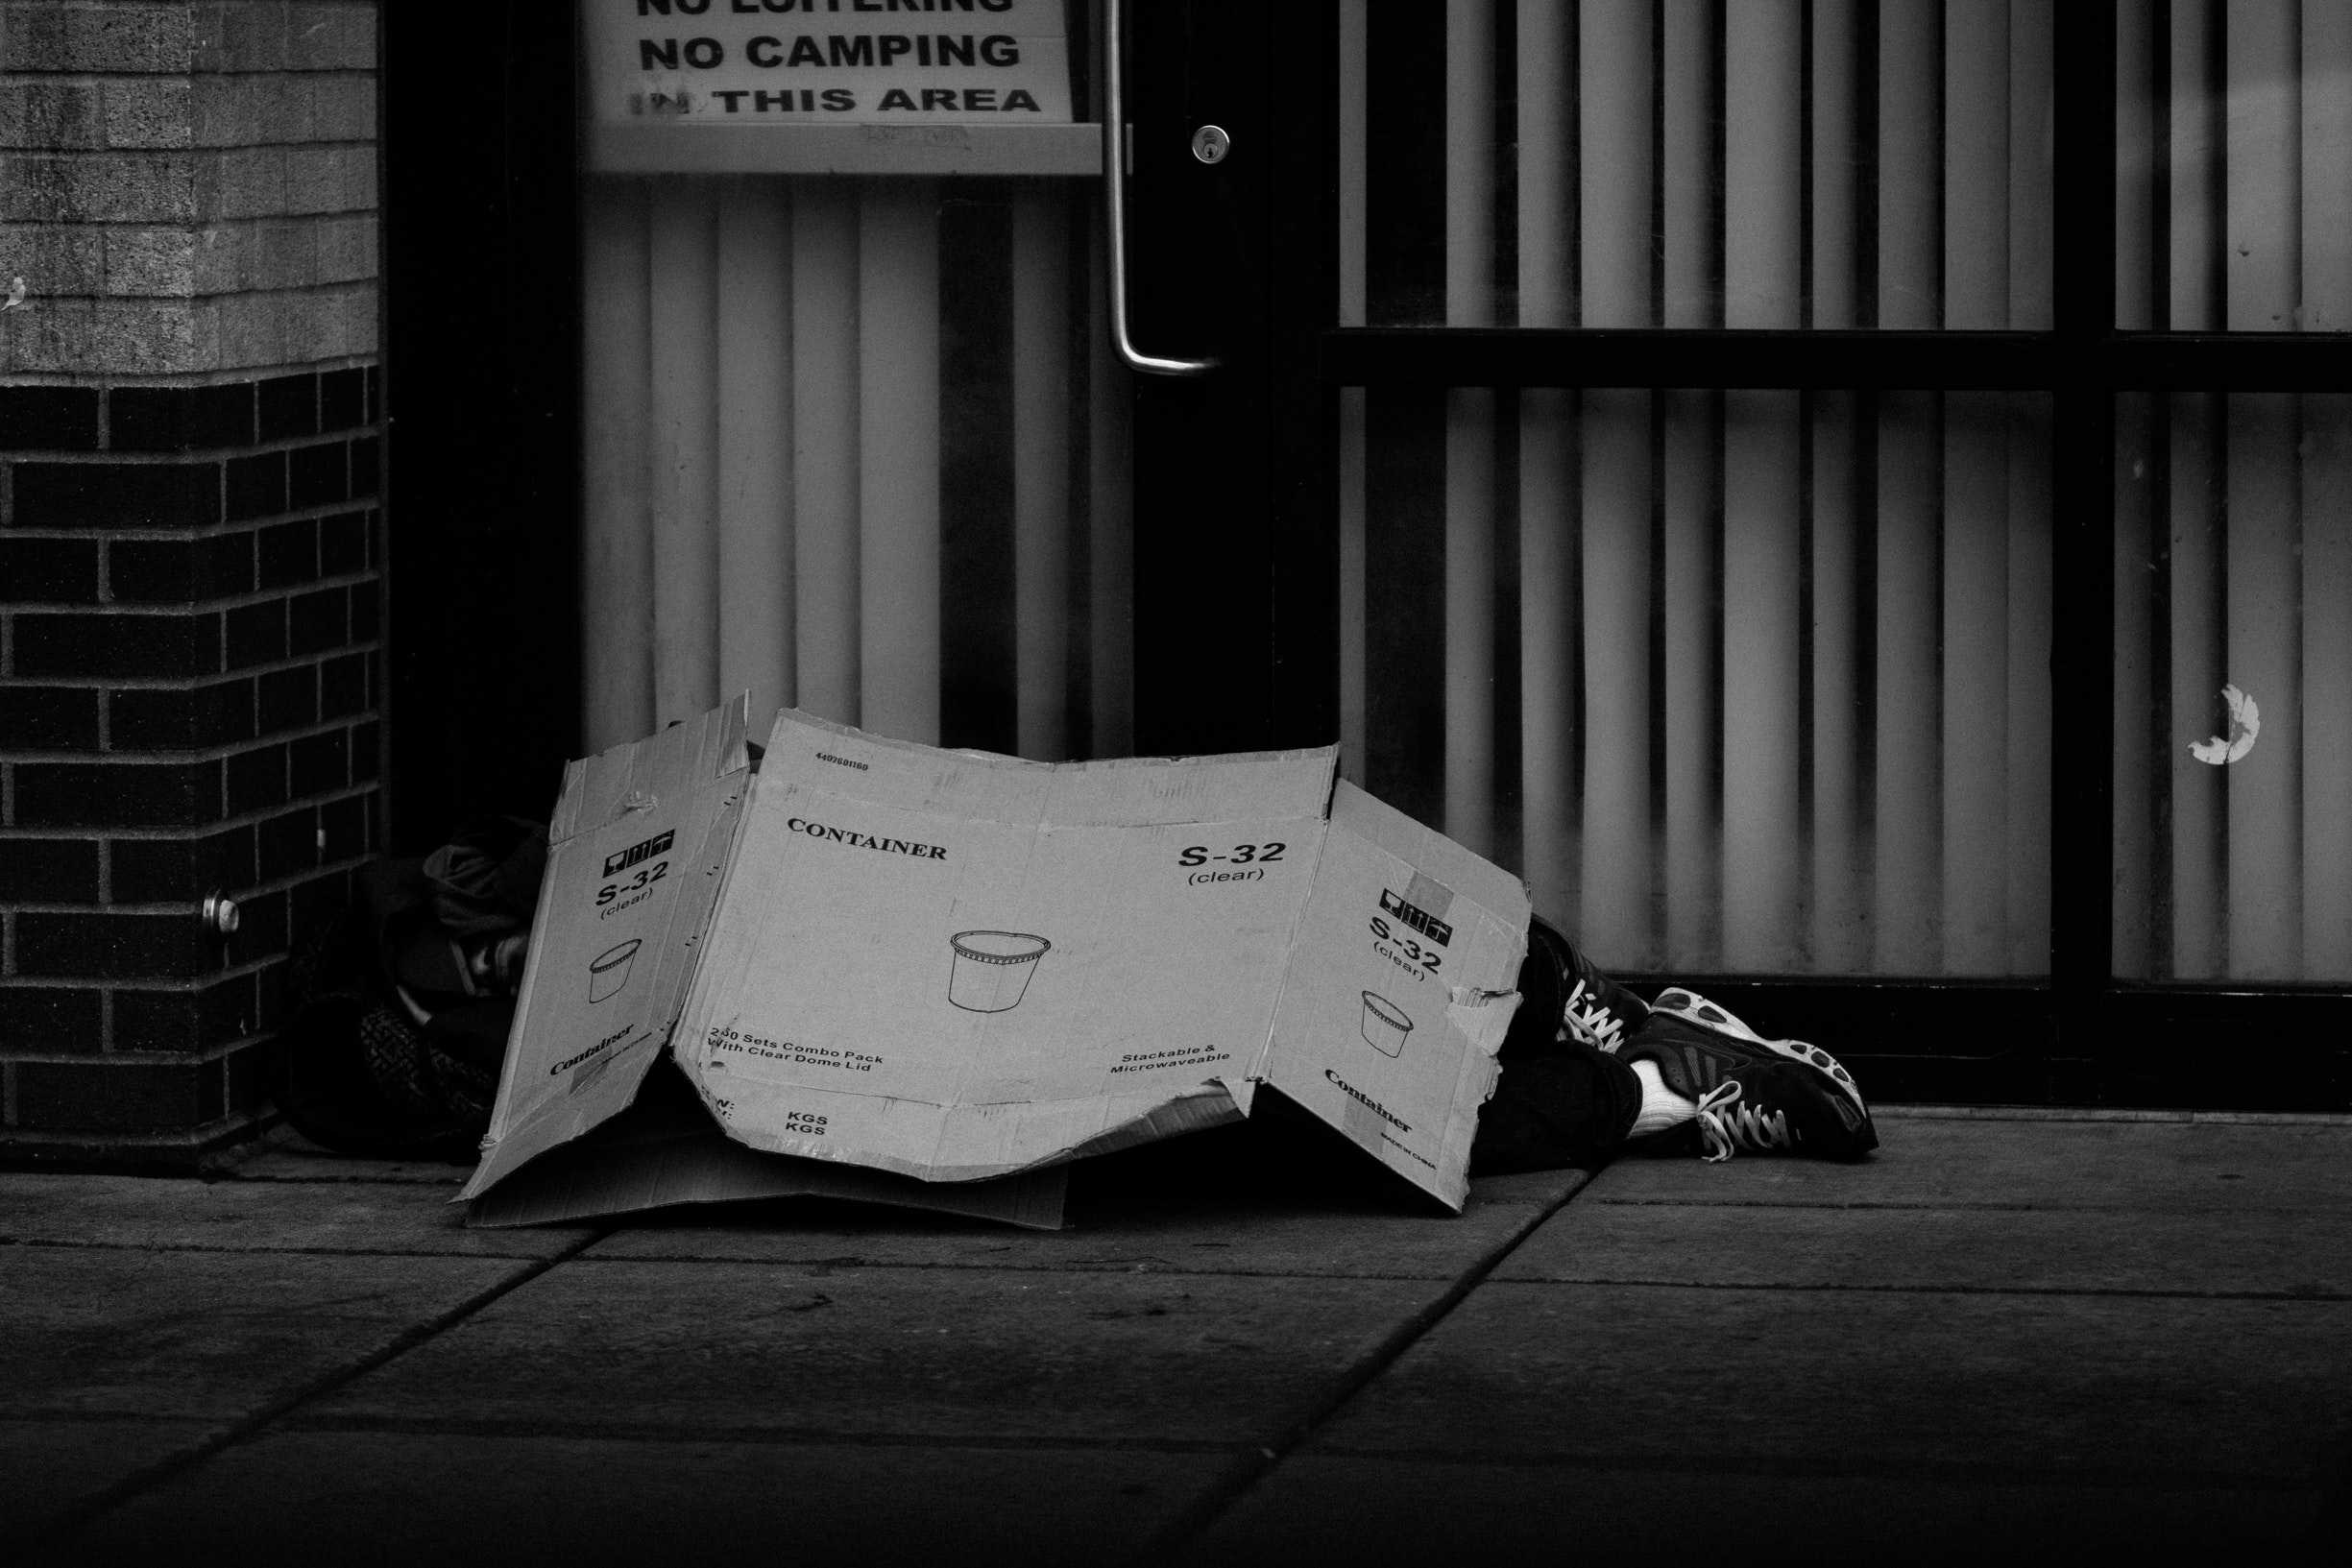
[461, 700, 1529, 1225]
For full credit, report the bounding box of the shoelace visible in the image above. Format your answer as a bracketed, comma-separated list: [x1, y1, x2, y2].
[1562, 979, 1627, 1050]
[1694, 1081, 1792, 1163]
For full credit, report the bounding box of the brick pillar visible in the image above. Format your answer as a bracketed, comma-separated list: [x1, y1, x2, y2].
[0, 1, 382, 1164]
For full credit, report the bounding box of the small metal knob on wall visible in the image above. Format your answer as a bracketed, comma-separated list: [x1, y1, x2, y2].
[201, 892, 241, 938]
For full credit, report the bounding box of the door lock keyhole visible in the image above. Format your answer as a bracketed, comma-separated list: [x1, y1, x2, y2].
[1191, 125, 1231, 165]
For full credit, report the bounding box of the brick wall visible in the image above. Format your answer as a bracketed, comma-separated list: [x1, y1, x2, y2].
[0, 1, 382, 1164]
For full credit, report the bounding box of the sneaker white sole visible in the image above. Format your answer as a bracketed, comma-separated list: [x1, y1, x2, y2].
[1648, 988, 1870, 1121]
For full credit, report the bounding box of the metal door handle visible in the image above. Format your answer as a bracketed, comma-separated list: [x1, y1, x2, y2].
[1103, 0, 1217, 376]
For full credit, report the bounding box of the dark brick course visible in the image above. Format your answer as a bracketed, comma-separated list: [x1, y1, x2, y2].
[321, 369, 365, 432]
[288, 442, 349, 509]
[320, 793, 366, 861]
[114, 975, 259, 1054]
[12, 611, 220, 680]
[0, 838, 101, 904]
[257, 519, 319, 590]
[257, 374, 319, 442]
[111, 826, 256, 905]
[11, 461, 219, 530]
[16, 911, 217, 980]
[0, 687, 101, 751]
[0, 386, 101, 452]
[110, 680, 255, 751]
[0, 536, 101, 601]
[225, 741, 287, 814]
[0, 986, 103, 1050]
[289, 728, 349, 796]
[225, 450, 287, 521]
[319, 652, 366, 718]
[350, 436, 379, 498]
[109, 532, 255, 603]
[226, 599, 287, 668]
[15, 760, 220, 829]
[288, 586, 347, 655]
[320, 511, 368, 575]
[16, 1057, 214, 1132]
[256, 663, 318, 733]
[109, 385, 257, 452]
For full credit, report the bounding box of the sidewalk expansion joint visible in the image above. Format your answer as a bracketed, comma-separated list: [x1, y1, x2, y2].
[23, 1227, 611, 1556]
[1126, 1170, 1599, 1566]
[1480, 1275, 2352, 1303]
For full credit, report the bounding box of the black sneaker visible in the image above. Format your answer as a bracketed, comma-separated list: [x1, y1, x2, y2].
[1504, 916, 1650, 1061]
[1648, 988, 1870, 1118]
[1619, 999, 1878, 1162]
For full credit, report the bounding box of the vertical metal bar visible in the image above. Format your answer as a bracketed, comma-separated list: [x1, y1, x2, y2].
[715, 180, 793, 741]
[1339, 386, 1368, 783]
[2008, 0, 2055, 327]
[1339, 0, 1370, 326]
[1013, 185, 1072, 760]
[1722, 4, 1803, 970]
[2050, 0, 2117, 1046]
[1661, 0, 1714, 326]
[1516, 2, 1575, 920]
[1516, 0, 1573, 327]
[1444, 0, 1495, 328]
[1726, 0, 1802, 328]
[791, 180, 861, 727]
[1662, 390, 1717, 967]
[1581, 0, 1655, 326]
[1580, 389, 1654, 968]
[1879, 0, 1940, 329]
[2168, 0, 2218, 330]
[2226, 392, 2300, 977]
[2005, 397, 2054, 976]
[2302, 396, 2352, 977]
[2303, 2, 2352, 329]
[1519, 386, 1574, 930]
[1812, 0, 1860, 327]
[1724, 390, 1802, 970]
[2168, 394, 2222, 977]
[580, 180, 654, 752]
[858, 181, 942, 744]
[1445, 390, 1496, 854]
[1942, 391, 2010, 973]
[1443, 0, 1496, 852]
[1812, 393, 1865, 973]
[1945, 0, 2011, 329]
[1876, 392, 1941, 972]
[1085, 210, 1135, 756]
[2224, 0, 2298, 330]
[1578, 2, 1656, 965]
[2116, 0, 2157, 328]
[646, 181, 721, 728]
[2112, 394, 2156, 978]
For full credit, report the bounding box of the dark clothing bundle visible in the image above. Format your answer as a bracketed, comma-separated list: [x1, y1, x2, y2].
[274, 818, 546, 1159]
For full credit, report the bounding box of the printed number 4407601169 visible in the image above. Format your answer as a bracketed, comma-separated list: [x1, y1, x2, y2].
[594, 860, 667, 905]
[1177, 843, 1285, 867]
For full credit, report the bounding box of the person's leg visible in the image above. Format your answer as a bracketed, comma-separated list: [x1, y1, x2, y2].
[1471, 1039, 1646, 1175]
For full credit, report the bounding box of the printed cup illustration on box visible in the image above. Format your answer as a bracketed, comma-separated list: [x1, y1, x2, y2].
[948, 930, 1051, 1013]
[1360, 991, 1414, 1057]
[588, 938, 642, 1003]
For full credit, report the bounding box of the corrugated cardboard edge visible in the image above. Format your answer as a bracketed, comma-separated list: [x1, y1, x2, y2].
[465, 1118, 1068, 1231]
[457, 698, 750, 1205]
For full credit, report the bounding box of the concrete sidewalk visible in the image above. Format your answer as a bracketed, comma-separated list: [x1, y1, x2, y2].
[6, 1110, 2347, 1564]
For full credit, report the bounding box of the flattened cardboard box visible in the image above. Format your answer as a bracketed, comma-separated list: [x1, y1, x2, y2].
[462, 699, 1528, 1226]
